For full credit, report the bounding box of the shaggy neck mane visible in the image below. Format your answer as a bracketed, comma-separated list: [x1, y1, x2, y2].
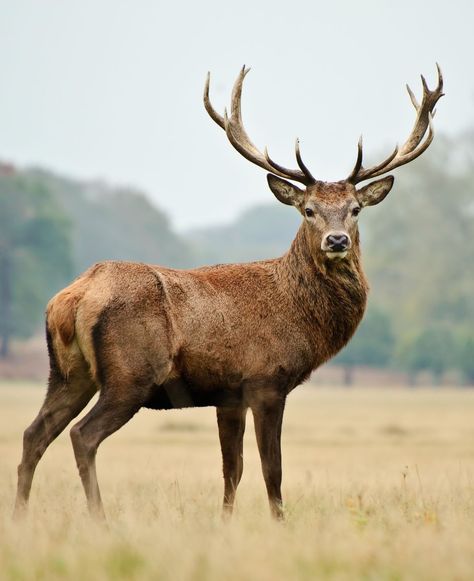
[276, 222, 369, 363]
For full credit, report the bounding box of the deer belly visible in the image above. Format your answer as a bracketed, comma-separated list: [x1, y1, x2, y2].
[143, 378, 243, 410]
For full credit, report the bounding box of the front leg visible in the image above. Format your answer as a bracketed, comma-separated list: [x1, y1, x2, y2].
[248, 390, 286, 520]
[216, 406, 247, 518]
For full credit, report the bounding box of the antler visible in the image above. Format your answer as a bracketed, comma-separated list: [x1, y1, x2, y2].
[347, 64, 444, 184]
[204, 66, 316, 186]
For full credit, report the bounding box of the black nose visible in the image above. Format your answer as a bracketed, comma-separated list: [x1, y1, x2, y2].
[326, 233, 349, 252]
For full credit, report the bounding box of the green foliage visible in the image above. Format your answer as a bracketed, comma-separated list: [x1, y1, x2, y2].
[453, 328, 474, 385]
[396, 326, 457, 382]
[336, 305, 395, 367]
[333, 304, 395, 384]
[0, 166, 195, 354]
[0, 173, 73, 354]
[27, 170, 194, 271]
[187, 203, 301, 264]
[364, 135, 474, 332]
[361, 134, 474, 380]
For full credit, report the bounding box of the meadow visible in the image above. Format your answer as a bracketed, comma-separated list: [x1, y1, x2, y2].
[1, 381, 473, 580]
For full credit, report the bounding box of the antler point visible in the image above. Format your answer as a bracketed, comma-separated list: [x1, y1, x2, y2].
[435, 62, 444, 90]
[406, 83, 419, 109]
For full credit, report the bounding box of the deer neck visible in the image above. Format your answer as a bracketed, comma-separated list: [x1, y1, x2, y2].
[279, 221, 365, 278]
[277, 222, 369, 361]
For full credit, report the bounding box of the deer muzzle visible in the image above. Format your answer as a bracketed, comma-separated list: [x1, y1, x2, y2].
[322, 232, 351, 259]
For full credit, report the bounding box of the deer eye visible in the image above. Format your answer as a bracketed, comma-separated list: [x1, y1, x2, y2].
[352, 206, 361, 217]
[305, 208, 314, 218]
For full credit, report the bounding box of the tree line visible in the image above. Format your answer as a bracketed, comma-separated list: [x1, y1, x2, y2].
[0, 130, 472, 384]
[0, 166, 193, 357]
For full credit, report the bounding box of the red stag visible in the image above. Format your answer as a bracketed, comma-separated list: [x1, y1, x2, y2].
[14, 65, 443, 520]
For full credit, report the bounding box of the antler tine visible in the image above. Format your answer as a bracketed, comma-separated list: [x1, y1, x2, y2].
[225, 66, 276, 170]
[264, 138, 316, 184]
[398, 64, 443, 156]
[348, 141, 399, 184]
[406, 84, 419, 110]
[230, 65, 250, 125]
[347, 136, 364, 183]
[435, 62, 444, 92]
[264, 146, 296, 177]
[348, 64, 444, 184]
[204, 67, 314, 185]
[204, 72, 225, 130]
[394, 112, 435, 166]
[295, 138, 316, 183]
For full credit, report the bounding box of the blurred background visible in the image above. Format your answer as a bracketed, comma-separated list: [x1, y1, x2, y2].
[0, 0, 473, 385]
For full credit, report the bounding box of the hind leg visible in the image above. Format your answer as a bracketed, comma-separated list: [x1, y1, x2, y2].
[14, 370, 97, 518]
[69, 386, 144, 520]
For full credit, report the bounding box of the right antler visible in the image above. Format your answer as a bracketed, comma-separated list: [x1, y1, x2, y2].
[204, 66, 316, 186]
[347, 64, 444, 184]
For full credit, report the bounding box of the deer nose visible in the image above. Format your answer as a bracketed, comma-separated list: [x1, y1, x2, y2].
[325, 233, 350, 252]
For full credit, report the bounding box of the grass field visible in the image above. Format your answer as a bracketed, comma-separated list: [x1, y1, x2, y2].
[1, 382, 474, 580]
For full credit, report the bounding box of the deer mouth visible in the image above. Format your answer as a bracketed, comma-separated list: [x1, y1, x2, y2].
[325, 250, 348, 260]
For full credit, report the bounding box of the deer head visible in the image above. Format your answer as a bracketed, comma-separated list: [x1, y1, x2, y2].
[204, 66, 444, 261]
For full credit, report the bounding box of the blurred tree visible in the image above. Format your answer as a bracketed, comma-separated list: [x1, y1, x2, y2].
[27, 170, 195, 271]
[333, 305, 395, 386]
[0, 166, 196, 357]
[361, 134, 474, 383]
[453, 328, 474, 385]
[396, 325, 457, 385]
[363, 135, 474, 336]
[0, 173, 73, 357]
[187, 203, 301, 264]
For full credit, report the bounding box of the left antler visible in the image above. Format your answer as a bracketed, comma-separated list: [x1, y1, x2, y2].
[347, 64, 444, 184]
[204, 66, 316, 186]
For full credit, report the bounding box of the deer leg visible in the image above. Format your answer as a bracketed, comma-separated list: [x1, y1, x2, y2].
[69, 390, 142, 520]
[13, 377, 96, 518]
[249, 392, 286, 520]
[216, 406, 247, 518]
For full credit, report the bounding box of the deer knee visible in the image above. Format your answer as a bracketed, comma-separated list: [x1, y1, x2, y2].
[70, 424, 84, 448]
[20, 423, 44, 465]
[70, 424, 95, 461]
[22, 424, 36, 448]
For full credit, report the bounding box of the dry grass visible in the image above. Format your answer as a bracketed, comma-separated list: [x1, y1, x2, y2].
[1, 382, 474, 580]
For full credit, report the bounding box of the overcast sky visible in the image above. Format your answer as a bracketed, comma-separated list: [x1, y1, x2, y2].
[1, 0, 473, 230]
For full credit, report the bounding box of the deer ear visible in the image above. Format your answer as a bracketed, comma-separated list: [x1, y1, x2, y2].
[267, 174, 305, 207]
[356, 176, 394, 207]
